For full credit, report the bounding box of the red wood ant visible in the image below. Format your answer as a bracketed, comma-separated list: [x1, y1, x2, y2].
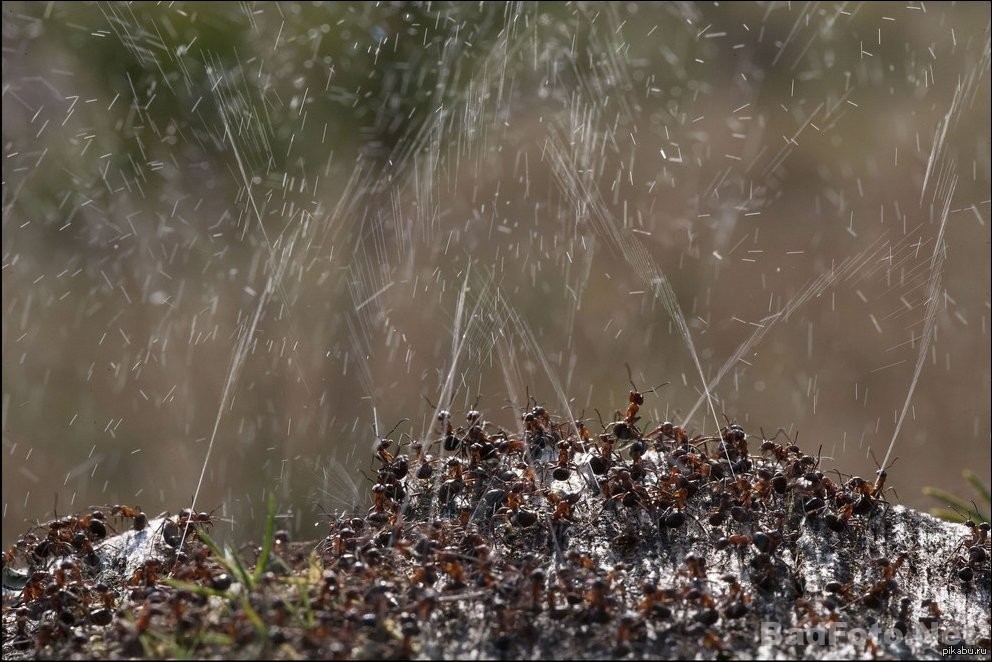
[610, 365, 668, 441]
[961, 517, 990, 548]
[549, 440, 579, 481]
[162, 507, 219, 547]
[370, 418, 409, 466]
[715, 534, 752, 552]
[947, 515, 990, 582]
[856, 553, 908, 608]
[424, 397, 460, 453]
[573, 418, 594, 443]
[758, 428, 801, 463]
[683, 552, 707, 579]
[545, 490, 581, 523]
[646, 420, 689, 445]
[102, 504, 148, 531]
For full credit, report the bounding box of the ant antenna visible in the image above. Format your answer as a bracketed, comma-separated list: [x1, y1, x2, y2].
[831, 468, 851, 485]
[381, 418, 410, 440]
[593, 408, 608, 431]
[644, 381, 670, 396]
[625, 362, 668, 396]
[869, 448, 899, 479]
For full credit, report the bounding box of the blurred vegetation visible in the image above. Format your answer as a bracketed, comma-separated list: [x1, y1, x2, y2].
[925, 471, 991, 524]
[3, 2, 989, 547]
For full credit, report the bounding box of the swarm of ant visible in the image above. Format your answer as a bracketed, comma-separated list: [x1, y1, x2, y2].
[3, 380, 990, 660]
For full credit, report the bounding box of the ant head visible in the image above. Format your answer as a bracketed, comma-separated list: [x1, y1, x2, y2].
[869, 449, 898, 473]
[378, 418, 410, 441]
[624, 362, 668, 398]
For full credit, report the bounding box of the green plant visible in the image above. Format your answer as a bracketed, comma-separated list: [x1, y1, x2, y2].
[165, 492, 283, 645]
[923, 469, 990, 524]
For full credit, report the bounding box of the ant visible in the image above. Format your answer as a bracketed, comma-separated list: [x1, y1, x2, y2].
[128, 558, 164, 587]
[746, 550, 788, 591]
[610, 364, 667, 440]
[599, 468, 650, 509]
[823, 496, 862, 534]
[495, 482, 538, 528]
[527, 567, 546, 611]
[370, 418, 409, 467]
[719, 416, 748, 454]
[646, 420, 689, 445]
[437, 412, 458, 451]
[946, 513, 991, 582]
[102, 504, 148, 531]
[840, 453, 896, 517]
[622, 364, 667, 422]
[176, 507, 216, 529]
[48, 510, 109, 540]
[526, 401, 551, 429]
[25, 517, 94, 567]
[795, 597, 841, 631]
[549, 440, 579, 481]
[368, 469, 405, 523]
[583, 577, 613, 622]
[573, 417, 594, 443]
[519, 402, 559, 460]
[855, 553, 907, 608]
[3, 533, 40, 569]
[464, 407, 496, 452]
[437, 548, 468, 589]
[637, 581, 673, 619]
[20, 570, 54, 603]
[163, 507, 219, 547]
[545, 489, 581, 523]
[751, 467, 786, 502]
[877, 552, 908, 581]
[715, 534, 752, 553]
[411, 440, 441, 480]
[867, 450, 898, 501]
[424, 396, 460, 453]
[919, 598, 943, 629]
[758, 428, 801, 464]
[683, 552, 707, 580]
[719, 574, 751, 619]
[960, 516, 991, 548]
[585, 418, 617, 477]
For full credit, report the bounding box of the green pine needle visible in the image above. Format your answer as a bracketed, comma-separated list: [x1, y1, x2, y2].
[924, 470, 990, 524]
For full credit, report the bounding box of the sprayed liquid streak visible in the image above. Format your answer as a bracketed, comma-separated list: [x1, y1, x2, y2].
[879, 68, 983, 472]
[186, 65, 307, 540]
[545, 129, 723, 443]
[21, 3, 981, 549]
[879, 176, 952, 473]
[681, 230, 893, 426]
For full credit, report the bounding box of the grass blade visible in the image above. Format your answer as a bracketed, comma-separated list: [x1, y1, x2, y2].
[251, 492, 278, 586]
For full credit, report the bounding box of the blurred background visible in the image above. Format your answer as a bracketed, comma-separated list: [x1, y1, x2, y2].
[3, 2, 989, 546]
